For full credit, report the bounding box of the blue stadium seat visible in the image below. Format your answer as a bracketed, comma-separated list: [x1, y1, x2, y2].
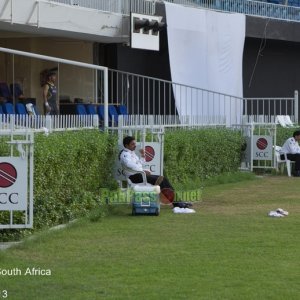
[267, 0, 280, 4]
[116, 105, 128, 116]
[108, 105, 119, 125]
[96, 105, 122, 126]
[15, 103, 27, 115]
[97, 105, 118, 126]
[288, 0, 300, 7]
[214, 0, 222, 10]
[86, 104, 97, 115]
[2, 102, 15, 114]
[97, 105, 105, 121]
[76, 104, 87, 115]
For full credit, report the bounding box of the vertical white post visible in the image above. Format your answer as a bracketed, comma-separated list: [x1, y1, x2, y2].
[95, 69, 98, 104]
[46, 115, 52, 132]
[250, 124, 254, 172]
[294, 90, 298, 124]
[160, 128, 164, 176]
[29, 131, 34, 227]
[104, 67, 109, 129]
[141, 127, 146, 150]
[93, 114, 99, 128]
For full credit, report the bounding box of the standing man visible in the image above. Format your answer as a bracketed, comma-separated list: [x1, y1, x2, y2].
[119, 136, 175, 203]
[43, 71, 58, 115]
[280, 130, 300, 176]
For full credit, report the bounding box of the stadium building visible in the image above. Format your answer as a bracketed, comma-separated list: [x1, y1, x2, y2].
[0, 0, 300, 125]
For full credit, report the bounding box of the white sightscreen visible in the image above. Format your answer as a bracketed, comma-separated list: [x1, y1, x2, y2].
[165, 2, 246, 125]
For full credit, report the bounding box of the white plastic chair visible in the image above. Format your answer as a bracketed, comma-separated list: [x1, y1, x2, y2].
[275, 115, 295, 128]
[126, 170, 149, 187]
[283, 115, 294, 127]
[274, 146, 294, 177]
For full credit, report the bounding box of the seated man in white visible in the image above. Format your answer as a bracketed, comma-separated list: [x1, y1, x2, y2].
[119, 136, 175, 203]
[280, 130, 300, 177]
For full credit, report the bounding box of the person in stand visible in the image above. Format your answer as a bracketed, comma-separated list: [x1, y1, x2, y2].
[280, 130, 300, 177]
[43, 71, 58, 115]
[119, 136, 175, 203]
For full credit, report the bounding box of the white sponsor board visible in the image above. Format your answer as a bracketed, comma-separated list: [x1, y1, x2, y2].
[0, 157, 28, 211]
[252, 135, 273, 161]
[115, 142, 162, 181]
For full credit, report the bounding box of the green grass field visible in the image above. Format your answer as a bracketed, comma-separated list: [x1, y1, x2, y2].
[0, 176, 299, 300]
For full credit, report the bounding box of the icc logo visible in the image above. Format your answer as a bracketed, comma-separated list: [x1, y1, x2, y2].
[144, 146, 156, 172]
[145, 146, 155, 162]
[0, 162, 17, 188]
[256, 138, 269, 158]
[0, 162, 19, 205]
[256, 138, 268, 150]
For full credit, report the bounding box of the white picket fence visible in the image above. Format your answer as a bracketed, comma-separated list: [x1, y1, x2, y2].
[0, 114, 99, 133]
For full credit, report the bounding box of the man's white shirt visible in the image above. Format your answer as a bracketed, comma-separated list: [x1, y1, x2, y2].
[120, 148, 145, 176]
[280, 137, 300, 155]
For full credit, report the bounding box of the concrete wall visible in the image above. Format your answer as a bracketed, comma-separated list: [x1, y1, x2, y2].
[0, 0, 128, 43]
[0, 37, 94, 112]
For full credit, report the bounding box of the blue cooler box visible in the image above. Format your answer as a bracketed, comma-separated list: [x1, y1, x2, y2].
[131, 185, 160, 216]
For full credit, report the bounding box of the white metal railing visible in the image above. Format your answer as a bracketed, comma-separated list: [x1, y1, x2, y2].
[243, 93, 298, 123]
[164, 0, 300, 23]
[0, 114, 99, 132]
[104, 68, 298, 127]
[0, 47, 298, 130]
[115, 114, 226, 127]
[0, 46, 109, 128]
[50, 0, 156, 15]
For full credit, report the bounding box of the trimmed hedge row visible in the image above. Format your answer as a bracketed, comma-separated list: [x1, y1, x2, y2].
[1, 127, 245, 241]
[33, 130, 117, 227]
[164, 128, 244, 187]
[0, 130, 117, 241]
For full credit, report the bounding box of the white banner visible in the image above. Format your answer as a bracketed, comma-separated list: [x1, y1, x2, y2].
[0, 157, 28, 211]
[165, 2, 245, 124]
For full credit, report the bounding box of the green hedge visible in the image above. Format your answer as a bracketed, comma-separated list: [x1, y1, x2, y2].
[276, 126, 300, 146]
[164, 128, 244, 188]
[1, 127, 246, 241]
[0, 130, 117, 241]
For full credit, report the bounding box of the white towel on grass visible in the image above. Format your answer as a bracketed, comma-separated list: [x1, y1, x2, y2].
[268, 211, 284, 217]
[173, 207, 196, 214]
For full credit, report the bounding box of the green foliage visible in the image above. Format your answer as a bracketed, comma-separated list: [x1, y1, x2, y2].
[276, 126, 300, 146]
[164, 128, 244, 187]
[0, 130, 118, 241]
[1, 127, 247, 241]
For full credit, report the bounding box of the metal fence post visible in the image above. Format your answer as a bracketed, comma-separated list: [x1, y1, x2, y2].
[46, 115, 52, 132]
[104, 67, 109, 130]
[93, 114, 99, 128]
[294, 90, 298, 124]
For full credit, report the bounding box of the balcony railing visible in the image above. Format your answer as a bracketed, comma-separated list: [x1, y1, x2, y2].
[50, 0, 156, 15]
[164, 0, 300, 22]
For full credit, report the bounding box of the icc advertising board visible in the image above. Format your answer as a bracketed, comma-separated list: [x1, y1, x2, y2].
[252, 136, 273, 161]
[0, 157, 28, 211]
